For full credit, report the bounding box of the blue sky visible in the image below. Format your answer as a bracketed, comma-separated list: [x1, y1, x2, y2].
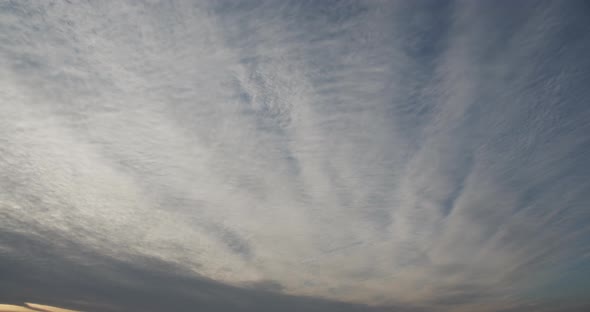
[1, 1, 589, 311]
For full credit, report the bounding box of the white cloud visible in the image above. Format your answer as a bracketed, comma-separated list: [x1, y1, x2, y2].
[1, 1, 589, 311]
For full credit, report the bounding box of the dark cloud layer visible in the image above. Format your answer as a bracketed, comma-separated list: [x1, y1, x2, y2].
[0, 227, 401, 312]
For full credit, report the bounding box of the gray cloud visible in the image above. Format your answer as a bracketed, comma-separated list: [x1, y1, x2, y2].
[0, 227, 400, 312]
[1, 0, 590, 311]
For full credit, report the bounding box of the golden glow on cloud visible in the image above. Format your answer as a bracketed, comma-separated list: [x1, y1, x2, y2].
[0, 304, 79, 312]
[24, 304, 79, 312]
[0, 305, 38, 312]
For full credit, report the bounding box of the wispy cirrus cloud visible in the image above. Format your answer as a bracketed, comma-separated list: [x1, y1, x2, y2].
[1, 1, 589, 311]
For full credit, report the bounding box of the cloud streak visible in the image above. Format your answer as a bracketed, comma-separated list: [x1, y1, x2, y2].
[1, 1, 590, 311]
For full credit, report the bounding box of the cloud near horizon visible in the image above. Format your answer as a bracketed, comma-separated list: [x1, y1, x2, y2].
[0, 303, 79, 312]
[1, 1, 590, 311]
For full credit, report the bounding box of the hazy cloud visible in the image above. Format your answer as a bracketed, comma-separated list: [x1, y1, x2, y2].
[1, 1, 590, 311]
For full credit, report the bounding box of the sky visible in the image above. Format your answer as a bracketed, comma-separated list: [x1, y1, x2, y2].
[1, 0, 589, 311]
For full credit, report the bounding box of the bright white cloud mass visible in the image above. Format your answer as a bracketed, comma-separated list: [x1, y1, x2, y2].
[1, 1, 590, 312]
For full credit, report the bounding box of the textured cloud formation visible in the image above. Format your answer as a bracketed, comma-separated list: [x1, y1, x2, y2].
[1, 1, 590, 311]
